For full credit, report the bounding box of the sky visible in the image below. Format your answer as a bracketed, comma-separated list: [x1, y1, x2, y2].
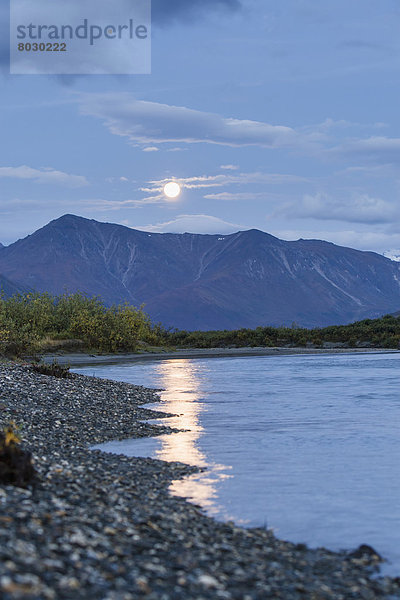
[2, 0, 400, 257]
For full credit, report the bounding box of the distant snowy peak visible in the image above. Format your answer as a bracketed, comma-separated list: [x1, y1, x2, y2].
[383, 250, 400, 262]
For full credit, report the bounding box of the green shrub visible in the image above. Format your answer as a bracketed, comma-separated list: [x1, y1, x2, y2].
[164, 315, 400, 350]
[2, 289, 400, 356]
[0, 292, 165, 356]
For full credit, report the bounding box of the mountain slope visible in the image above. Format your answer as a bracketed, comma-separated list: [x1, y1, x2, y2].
[0, 274, 27, 297]
[0, 214, 399, 329]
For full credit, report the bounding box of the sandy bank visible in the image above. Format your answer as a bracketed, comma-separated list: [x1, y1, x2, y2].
[40, 346, 399, 366]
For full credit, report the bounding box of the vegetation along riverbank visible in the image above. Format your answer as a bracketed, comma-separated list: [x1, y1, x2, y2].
[1, 292, 400, 359]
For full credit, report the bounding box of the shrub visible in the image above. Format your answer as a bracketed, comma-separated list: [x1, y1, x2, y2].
[31, 361, 71, 379]
[0, 292, 165, 356]
[0, 423, 36, 488]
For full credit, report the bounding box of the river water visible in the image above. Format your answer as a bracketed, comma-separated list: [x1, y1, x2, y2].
[74, 352, 400, 574]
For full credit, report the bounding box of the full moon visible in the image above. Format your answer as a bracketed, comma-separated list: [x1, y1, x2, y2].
[163, 181, 181, 199]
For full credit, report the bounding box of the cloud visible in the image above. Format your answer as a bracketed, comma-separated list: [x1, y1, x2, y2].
[81, 199, 137, 210]
[1, 0, 241, 72]
[79, 93, 310, 149]
[0, 196, 128, 212]
[0, 166, 88, 187]
[90, 170, 296, 208]
[220, 164, 239, 170]
[79, 197, 165, 209]
[274, 228, 400, 254]
[105, 176, 130, 183]
[151, 0, 241, 24]
[141, 174, 227, 195]
[81, 94, 399, 162]
[338, 40, 388, 52]
[0, 3, 9, 70]
[142, 146, 159, 152]
[333, 136, 400, 163]
[140, 214, 243, 234]
[141, 171, 308, 199]
[204, 192, 267, 201]
[338, 164, 394, 177]
[2, 195, 167, 212]
[136, 170, 310, 205]
[278, 192, 398, 225]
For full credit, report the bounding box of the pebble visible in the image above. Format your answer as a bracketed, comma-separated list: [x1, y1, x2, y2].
[0, 360, 399, 599]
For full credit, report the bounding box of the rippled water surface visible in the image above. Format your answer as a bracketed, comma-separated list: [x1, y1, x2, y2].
[75, 352, 400, 573]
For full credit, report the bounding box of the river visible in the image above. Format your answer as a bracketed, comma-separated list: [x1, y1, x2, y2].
[74, 351, 400, 574]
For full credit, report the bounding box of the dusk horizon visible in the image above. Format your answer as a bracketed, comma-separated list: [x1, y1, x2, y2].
[3, 211, 400, 255]
[2, 1, 400, 258]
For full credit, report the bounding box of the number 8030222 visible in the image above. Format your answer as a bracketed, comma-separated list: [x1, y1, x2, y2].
[18, 42, 67, 52]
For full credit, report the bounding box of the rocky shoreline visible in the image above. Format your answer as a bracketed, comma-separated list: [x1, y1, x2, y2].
[0, 360, 399, 599]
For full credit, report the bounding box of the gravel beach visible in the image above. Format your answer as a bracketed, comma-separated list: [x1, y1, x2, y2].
[0, 360, 399, 600]
[41, 347, 398, 367]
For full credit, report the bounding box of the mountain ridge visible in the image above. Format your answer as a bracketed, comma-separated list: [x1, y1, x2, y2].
[0, 214, 399, 330]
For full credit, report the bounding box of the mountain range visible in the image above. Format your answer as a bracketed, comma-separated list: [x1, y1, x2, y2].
[0, 214, 399, 330]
